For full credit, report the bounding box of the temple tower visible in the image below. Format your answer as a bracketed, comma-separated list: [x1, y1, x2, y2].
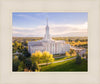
[44, 18, 51, 41]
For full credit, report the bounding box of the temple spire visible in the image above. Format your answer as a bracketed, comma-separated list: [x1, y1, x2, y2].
[47, 17, 48, 25]
[43, 17, 51, 41]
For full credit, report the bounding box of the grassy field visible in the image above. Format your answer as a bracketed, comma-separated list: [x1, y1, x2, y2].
[54, 57, 66, 61]
[54, 56, 76, 61]
[40, 59, 87, 71]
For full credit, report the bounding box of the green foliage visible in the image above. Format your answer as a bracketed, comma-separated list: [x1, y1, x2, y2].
[18, 61, 25, 71]
[18, 55, 25, 61]
[13, 41, 24, 53]
[69, 49, 76, 56]
[22, 40, 28, 46]
[76, 54, 81, 64]
[42, 51, 54, 65]
[22, 47, 31, 58]
[31, 51, 54, 65]
[31, 62, 40, 71]
[31, 51, 43, 63]
[69, 49, 74, 55]
[85, 50, 88, 60]
[14, 56, 18, 60]
[24, 58, 32, 70]
[13, 56, 20, 71]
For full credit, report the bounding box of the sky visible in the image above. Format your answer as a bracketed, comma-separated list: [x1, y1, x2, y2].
[12, 12, 88, 37]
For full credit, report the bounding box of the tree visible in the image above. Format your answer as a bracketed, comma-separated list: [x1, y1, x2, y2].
[24, 40, 28, 46]
[23, 51, 31, 58]
[85, 50, 88, 60]
[31, 51, 54, 65]
[69, 49, 74, 55]
[69, 49, 76, 56]
[35, 51, 43, 63]
[13, 56, 20, 71]
[65, 52, 70, 56]
[18, 55, 25, 61]
[31, 51, 43, 64]
[42, 51, 54, 65]
[71, 50, 76, 56]
[31, 62, 40, 71]
[18, 61, 25, 71]
[24, 58, 32, 70]
[14, 41, 19, 47]
[65, 51, 70, 58]
[76, 54, 81, 64]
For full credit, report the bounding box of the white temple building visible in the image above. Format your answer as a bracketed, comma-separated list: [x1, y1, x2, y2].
[28, 19, 70, 54]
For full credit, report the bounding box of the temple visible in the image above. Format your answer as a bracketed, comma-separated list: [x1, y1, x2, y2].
[28, 19, 70, 54]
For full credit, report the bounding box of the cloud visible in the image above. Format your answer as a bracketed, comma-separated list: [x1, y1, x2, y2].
[15, 14, 37, 21]
[12, 22, 88, 37]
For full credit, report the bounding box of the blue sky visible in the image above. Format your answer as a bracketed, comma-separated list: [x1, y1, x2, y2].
[12, 12, 88, 37]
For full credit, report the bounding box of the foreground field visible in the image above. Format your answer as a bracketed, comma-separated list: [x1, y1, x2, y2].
[40, 59, 87, 71]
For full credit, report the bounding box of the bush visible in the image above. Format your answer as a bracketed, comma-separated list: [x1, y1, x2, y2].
[31, 62, 40, 71]
[76, 54, 81, 64]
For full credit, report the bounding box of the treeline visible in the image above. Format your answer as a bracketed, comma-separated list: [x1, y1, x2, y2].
[13, 37, 43, 42]
[12, 41, 29, 53]
[13, 37, 88, 43]
[67, 40, 88, 49]
[52, 37, 88, 42]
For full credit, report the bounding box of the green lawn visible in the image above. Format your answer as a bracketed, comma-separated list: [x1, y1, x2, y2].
[40, 59, 87, 71]
[54, 56, 76, 61]
[53, 54, 65, 57]
[54, 57, 66, 61]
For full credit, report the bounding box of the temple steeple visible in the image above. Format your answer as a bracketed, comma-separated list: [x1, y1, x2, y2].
[43, 18, 51, 41]
[46, 18, 49, 35]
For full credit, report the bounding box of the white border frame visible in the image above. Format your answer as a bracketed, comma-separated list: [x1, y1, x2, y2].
[0, 0, 100, 84]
